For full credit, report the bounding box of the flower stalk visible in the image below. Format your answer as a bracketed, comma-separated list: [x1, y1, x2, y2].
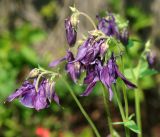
[101, 84, 114, 137]
[61, 76, 101, 137]
[135, 89, 142, 137]
[79, 12, 97, 30]
[126, 51, 142, 137]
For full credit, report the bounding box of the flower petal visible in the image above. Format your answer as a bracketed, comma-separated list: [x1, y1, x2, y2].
[49, 57, 66, 67]
[84, 71, 96, 84]
[66, 63, 77, 83]
[20, 88, 36, 108]
[6, 81, 33, 102]
[80, 81, 97, 96]
[34, 84, 48, 111]
[116, 67, 137, 88]
[52, 91, 60, 105]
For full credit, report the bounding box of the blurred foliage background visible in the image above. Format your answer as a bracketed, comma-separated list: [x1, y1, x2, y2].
[0, 0, 160, 137]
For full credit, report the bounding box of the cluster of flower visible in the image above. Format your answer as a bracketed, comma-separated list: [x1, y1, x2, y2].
[6, 8, 136, 111]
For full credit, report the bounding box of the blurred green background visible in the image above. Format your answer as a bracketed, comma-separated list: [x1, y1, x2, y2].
[0, 0, 160, 137]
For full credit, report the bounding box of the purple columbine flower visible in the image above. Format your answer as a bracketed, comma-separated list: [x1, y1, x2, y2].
[49, 51, 81, 83]
[6, 79, 59, 111]
[73, 37, 105, 66]
[80, 60, 102, 96]
[81, 53, 136, 100]
[65, 18, 77, 46]
[97, 15, 119, 37]
[100, 53, 137, 100]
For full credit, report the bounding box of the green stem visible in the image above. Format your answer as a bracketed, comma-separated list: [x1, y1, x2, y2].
[101, 84, 114, 137]
[61, 77, 101, 137]
[114, 85, 130, 137]
[113, 85, 125, 121]
[120, 56, 129, 119]
[135, 89, 142, 137]
[117, 45, 130, 137]
[126, 52, 142, 137]
[79, 12, 97, 30]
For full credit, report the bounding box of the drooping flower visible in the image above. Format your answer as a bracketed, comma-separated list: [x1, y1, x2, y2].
[97, 15, 119, 37]
[49, 51, 82, 83]
[80, 60, 102, 96]
[73, 37, 105, 66]
[65, 18, 77, 46]
[6, 79, 59, 111]
[100, 53, 136, 100]
[81, 53, 136, 100]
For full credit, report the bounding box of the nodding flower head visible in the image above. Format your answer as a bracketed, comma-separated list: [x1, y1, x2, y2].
[74, 37, 105, 66]
[65, 18, 77, 47]
[80, 53, 136, 101]
[97, 14, 119, 37]
[6, 78, 59, 111]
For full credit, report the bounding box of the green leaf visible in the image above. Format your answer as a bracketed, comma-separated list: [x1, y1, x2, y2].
[129, 113, 135, 120]
[127, 39, 134, 48]
[124, 120, 140, 134]
[139, 69, 158, 78]
[113, 119, 140, 134]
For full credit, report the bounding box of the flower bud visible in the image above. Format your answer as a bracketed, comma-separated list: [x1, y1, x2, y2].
[65, 18, 77, 47]
[146, 51, 156, 68]
[119, 28, 129, 46]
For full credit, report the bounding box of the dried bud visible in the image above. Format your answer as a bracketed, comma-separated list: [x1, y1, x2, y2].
[28, 68, 40, 79]
[69, 6, 79, 28]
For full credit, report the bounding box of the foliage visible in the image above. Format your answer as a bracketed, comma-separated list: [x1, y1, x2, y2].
[0, 23, 46, 99]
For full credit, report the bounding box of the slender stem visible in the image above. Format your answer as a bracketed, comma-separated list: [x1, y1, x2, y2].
[123, 86, 130, 137]
[126, 52, 142, 137]
[135, 89, 142, 137]
[120, 56, 129, 119]
[114, 85, 130, 137]
[120, 56, 130, 137]
[79, 12, 97, 30]
[101, 84, 114, 137]
[61, 77, 101, 137]
[113, 85, 125, 121]
[135, 61, 142, 137]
